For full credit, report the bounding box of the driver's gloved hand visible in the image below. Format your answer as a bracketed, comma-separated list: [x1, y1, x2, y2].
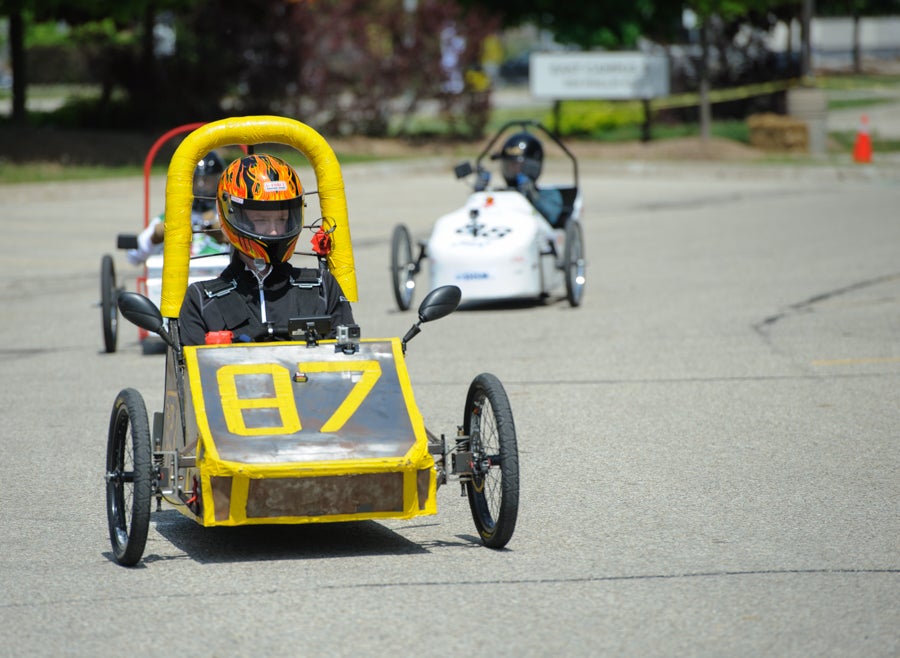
[515, 173, 538, 203]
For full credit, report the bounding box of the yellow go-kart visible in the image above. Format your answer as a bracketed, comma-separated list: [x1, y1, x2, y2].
[105, 117, 520, 566]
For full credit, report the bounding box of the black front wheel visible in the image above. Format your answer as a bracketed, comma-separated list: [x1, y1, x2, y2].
[105, 388, 153, 566]
[563, 220, 585, 307]
[390, 224, 416, 311]
[463, 373, 519, 549]
[100, 254, 119, 352]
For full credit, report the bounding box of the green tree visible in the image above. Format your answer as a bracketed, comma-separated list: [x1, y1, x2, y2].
[278, 0, 499, 137]
[458, 0, 683, 49]
[1, 0, 197, 127]
[683, 2, 773, 139]
[4, 0, 500, 137]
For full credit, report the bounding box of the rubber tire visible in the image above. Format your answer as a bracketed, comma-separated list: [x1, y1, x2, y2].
[106, 388, 153, 566]
[463, 373, 519, 549]
[101, 254, 118, 353]
[563, 220, 585, 307]
[390, 224, 416, 311]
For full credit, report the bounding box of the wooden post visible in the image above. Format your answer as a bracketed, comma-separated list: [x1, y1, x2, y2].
[641, 99, 652, 142]
[801, 0, 814, 80]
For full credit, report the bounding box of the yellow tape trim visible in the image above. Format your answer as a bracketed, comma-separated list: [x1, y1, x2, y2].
[202, 469, 434, 527]
[392, 338, 429, 453]
[298, 360, 382, 433]
[184, 346, 222, 464]
[217, 363, 302, 436]
[229, 475, 250, 525]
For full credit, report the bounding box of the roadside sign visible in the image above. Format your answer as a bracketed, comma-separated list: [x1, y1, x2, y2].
[530, 52, 670, 100]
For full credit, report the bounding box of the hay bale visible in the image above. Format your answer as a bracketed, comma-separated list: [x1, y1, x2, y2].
[747, 113, 809, 153]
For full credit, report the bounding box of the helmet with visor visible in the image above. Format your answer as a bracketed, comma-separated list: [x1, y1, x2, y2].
[192, 151, 225, 213]
[499, 132, 544, 187]
[217, 154, 304, 264]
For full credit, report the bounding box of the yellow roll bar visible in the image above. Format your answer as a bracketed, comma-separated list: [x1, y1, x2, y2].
[160, 116, 357, 317]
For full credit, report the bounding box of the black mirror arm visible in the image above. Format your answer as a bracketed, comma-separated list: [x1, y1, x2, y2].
[117, 291, 181, 355]
[158, 319, 182, 353]
[400, 322, 422, 355]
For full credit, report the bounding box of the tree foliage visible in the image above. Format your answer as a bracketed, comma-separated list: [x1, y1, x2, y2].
[267, 0, 499, 137]
[6, 0, 898, 135]
[458, 0, 830, 49]
[817, 0, 900, 16]
[3, 0, 499, 136]
[458, 0, 684, 49]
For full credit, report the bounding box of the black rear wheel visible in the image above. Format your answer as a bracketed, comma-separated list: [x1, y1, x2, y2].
[390, 224, 416, 311]
[100, 254, 118, 352]
[106, 388, 153, 566]
[463, 373, 519, 548]
[563, 220, 585, 307]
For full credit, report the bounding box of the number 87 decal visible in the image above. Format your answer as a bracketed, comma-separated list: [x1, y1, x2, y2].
[216, 361, 382, 436]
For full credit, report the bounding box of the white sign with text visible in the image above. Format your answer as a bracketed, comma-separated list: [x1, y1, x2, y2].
[530, 52, 670, 100]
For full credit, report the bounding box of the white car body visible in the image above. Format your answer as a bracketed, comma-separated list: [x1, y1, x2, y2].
[427, 188, 581, 304]
[142, 253, 231, 310]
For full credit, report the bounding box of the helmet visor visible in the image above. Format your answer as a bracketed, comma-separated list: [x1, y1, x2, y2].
[226, 196, 304, 240]
[193, 174, 219, 202]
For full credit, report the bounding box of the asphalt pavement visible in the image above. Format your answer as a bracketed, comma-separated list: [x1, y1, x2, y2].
[0, 152, 897, 656]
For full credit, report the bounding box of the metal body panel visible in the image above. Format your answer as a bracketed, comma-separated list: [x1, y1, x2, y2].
[162, 338, 436, 526]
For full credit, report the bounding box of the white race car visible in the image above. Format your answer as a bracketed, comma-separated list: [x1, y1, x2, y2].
[99, 123, 236, 353]
[391, 121, 585, 311]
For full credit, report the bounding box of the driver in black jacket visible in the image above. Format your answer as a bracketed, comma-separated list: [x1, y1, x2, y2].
[498, 131, 564, 226]
[178, 153, 354, 346]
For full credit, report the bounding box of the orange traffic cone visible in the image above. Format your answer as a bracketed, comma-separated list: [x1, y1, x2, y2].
[853, 115, 872, 164]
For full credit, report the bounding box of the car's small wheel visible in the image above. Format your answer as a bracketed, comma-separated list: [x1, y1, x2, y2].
[563, 220, 585, 307]
[106, 388, 153, 566]
[100, 254, 118, 353]
[390, 224, 416, 311]
[463, 373, 519, 549]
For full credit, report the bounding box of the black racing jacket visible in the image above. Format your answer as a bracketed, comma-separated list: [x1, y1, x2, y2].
[177, 256, 355, 346]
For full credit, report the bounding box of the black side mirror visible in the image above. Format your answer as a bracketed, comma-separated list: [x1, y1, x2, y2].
[118, 292, 176, 349]
[417, 285, 461, 323]
[454, 161, 473, 179]
[116, 234, 139, 250]
[401, 285, 461, 352]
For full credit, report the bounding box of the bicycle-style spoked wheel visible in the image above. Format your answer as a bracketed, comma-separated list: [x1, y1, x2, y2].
[390, 224, 416, 311]
[100, 254, 119, 352]
[563, 220, 585, 307]
[106, 388, 153, 566]
[463, 373, 519, 548]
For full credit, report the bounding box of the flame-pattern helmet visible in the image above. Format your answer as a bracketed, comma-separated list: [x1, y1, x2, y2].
[217, 154, 304, 264]
[499, 132, 543, 187]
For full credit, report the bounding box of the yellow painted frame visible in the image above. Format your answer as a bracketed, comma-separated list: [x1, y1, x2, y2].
[159, 116, 358, 317]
